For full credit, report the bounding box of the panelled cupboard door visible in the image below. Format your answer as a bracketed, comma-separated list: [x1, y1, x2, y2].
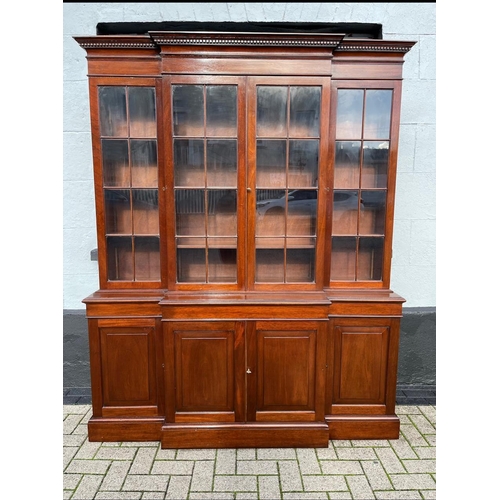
[164, 320, 325, 424]
[326, 318, 399, 416]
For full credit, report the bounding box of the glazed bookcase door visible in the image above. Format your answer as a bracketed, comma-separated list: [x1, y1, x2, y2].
[329, 81, 402, 288]
[90, 78, 165, 288]
[247, 77, 330, 290]
[164, 76, 246, 290]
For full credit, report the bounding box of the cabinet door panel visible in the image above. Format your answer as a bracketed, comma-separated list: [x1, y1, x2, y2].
[99, 326, 157, 408]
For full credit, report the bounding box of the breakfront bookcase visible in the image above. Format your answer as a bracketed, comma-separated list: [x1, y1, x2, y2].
[75, 29, 414, 448]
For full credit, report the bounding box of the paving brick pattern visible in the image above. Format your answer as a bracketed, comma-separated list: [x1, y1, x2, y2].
[63, 405, 436, 499]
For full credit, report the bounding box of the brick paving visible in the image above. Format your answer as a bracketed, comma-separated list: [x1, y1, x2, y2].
[63, 405, 436, 499]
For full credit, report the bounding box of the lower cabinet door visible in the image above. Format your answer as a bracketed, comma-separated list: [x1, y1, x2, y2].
[327, 317, 400, 415]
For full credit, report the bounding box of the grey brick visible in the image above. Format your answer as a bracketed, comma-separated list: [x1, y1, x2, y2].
[96, 493, 142, 499]
[402, 459, 436, 474]
[155, 448, 177, 460]
[72, 474, 103, 499]
[375, 448, 406, 474]
[177, 448, 217, 460]
[320, 460, 363, 475]
[129, 447, 157, 474]
[315, 446, 338, 460]
[325, 494, 354, 500]
[296, 449, 321, 474]
[283, 494, 329, 499]
[361, 460, 392, 490]
[346, 475, 375, 499]
[302, 475, 348, 492]
[166, 475, 192, 499]
[63, 446, 79, 470]
[408, 414, 435, 435]
[352, 440, 390, 448]
[237, 460, 278, 475]
[189, 494, 235, 499]
[66, 459, 111, 475]
[420, 490, 437, 499]
[63, 492, 73, 499]
[63, 473, 82, 490]
[64, 433, 87, 447]
[213, 475, 258, 492]
[75, 440, 102, 459]
[389, 436, 418, 460]
[418, 406, 436, 424]
[414, 446, 436, 459]
[191, 460, 215, 491]
[399, 424, 428, 447]
[396, 405, 421, 414]
[257, 448, 297, 460]
[64, 414, 84, 434]
[237, 448, 256, 460]
[95, 447, 138, 460]
[331, 440, 353, 447]
[425, 434, 436, 446]
[336, 448, 377, 461]
[259, 475, 281, 499]
[389, 473, 436, 490]
[75, 424, 90, 435]
[278, 460, 303, 492]
[100, 460, 131, 491]
[64, 405, 90, 415]
[142, 493, 166, 500]
[236, 493, 257, 500]
[374, 492, 422, 499]
[151, 460, 194, 475]
[122, 474, 169, 492]
[216, 449, 236, 475]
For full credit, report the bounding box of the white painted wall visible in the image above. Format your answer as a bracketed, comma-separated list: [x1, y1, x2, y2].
[63, 2, 436, 309]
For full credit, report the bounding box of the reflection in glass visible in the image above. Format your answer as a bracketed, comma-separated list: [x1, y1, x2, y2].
[175, 189, 205, 236]
[289, 87, 320, 137]
[173, 85, 204, 136]
[364, 90, 392, 139]
[332, 190, 359, 235]
[107, 236, 133, 280]
[174, 139, 205, 187]
[331, 236, 356, 280]
[286, 248, 315, 282]
[207, 190, 237, 236]
[207, 140, 237, 187]
[358, 237, 384, 280]
[208, 248, 237, 283]
[360, 191, 386, 235]
[206, 86, 237, 137]
[131, 140, 158, 187]
[99, 87, 127, 137]
[102, 140, 129, 187]
[257, 86, 287, 137]
[336, 89, 363, 139]
[177, 248, 206, 282]
[334, 141, 361, 189]
[129, 87, 157, 137]
[256, 249, 284, 282]
[105, 190, 132, 234]
[135, 236, 160, 281]
[289, 140, 319, 188]
[286, 190, 317, 236]
[256, 140, 286, 187]
[256, 189, 286, 236]
[132, 189, 159, 235]
[362, 141, 389, 188]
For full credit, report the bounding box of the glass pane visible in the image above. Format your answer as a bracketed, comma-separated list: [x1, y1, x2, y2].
[129, 87, 156, 137]
[175, 189, 205, 236]
[289, 86, 320, 137]
[173, 85, 204, 136]
[131, 140, 158, 187]
[256, 140, 286, 187]
[206, 86, 237, 137]
[364, 90, 392, 140]
[107, 236, 133, 280]
[331, 236, 356, 280]
[334, 141, 361, 189]
[255, 249, 284, 282]
[287, 190, 317, 236]
[336, 89, 363, 139]
[360, 191, 386, 235]
[362, 141, 389, 188]
[177, 247, 206, 282]
[207, 190, 237, 236]
[174, 139, 205, 187]
[99, 87, 127, 137]
[289, 140, 319, 188]
[102, 140, 129, 187]
[208, 248, 237, 282]
[332, 190, 358, 235]
[132, 189, 159, 235]
[207, 140, 237, 187]
[256, 189, 286, 236]
[358, 237, 384, 280]
[105, 189, 131, 234]
[286, 248, 315, 282]
[257, 86, 287, 137]
[135, 236, 160, 281]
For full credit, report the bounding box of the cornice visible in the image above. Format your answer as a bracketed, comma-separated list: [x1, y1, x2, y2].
[74, 35, 157, 50]
[337, 39, 416, 53]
